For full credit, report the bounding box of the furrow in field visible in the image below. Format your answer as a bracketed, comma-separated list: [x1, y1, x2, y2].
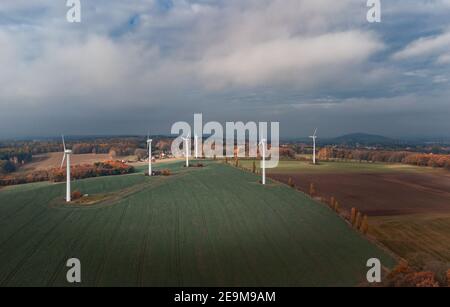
[0, 210, 76, 286]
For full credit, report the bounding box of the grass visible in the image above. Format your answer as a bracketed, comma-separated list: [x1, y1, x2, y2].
[238, 160, 441, 174]
[0, 161, 395, 286]
[370, 214, 450, 264]
[133, 159, 185, 174]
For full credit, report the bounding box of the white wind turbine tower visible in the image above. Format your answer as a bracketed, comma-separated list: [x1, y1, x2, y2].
[194, 134, 199, 159]
[147, 132, 152, 176]
[309, 128, 318, 165]
[181, 134, 190, 167]
[60, 135, 72, 202]
[259, 138, 266, 185]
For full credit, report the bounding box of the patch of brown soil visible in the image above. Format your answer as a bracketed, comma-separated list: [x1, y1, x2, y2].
[270, 172, 450, 216]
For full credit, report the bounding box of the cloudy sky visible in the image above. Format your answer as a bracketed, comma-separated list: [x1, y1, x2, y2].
[0, 0, 449, 139]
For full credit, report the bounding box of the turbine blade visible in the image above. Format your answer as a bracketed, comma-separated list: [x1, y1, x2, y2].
[313, 128, 317, 136]
[62, 135, 66, 151]
[60, 153, 66, 169]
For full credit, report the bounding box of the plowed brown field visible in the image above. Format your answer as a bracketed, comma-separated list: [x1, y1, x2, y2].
[270, 172, 450, 216]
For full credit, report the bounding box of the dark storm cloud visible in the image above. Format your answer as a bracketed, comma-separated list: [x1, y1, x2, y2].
[0, 0, 449, 139]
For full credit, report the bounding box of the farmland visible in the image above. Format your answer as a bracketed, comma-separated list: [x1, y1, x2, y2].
[21, 152, 112, 171]
[370, 214, 450, 263]
[239, 160, 442, 175]
[20, 152, 180, 172]
[0, 161, 395, 286]
[239, 160, 450, 265]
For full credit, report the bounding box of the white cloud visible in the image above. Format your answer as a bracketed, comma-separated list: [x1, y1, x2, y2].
[0, 0, 449, 137]
[384, 0, 450, 14]
[393, 31, 450, 61]
[201, 31, 383, 88]
[0, 0, 384, 102]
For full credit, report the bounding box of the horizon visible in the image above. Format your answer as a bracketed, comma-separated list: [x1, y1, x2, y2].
[2, 131, 450, 143]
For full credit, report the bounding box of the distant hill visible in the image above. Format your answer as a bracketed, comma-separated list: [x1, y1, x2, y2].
[325, 133, 397, 146]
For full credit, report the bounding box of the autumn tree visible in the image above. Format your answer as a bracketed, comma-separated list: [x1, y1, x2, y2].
[386, 262, 440, 287]
[334, 201, 340, 213]
[361, 215, 369, 234]
[288, 177, 295, 188]
[350, 208, 357, 225]
[309, 183, 316, 196]
[330, 196, 336, 209]
[355, 212, 362, 229]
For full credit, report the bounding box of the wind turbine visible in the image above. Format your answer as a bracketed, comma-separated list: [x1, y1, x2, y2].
[60, 135, 72, 202]
[147, 132, 152, 176]
[259, 138, 266, 185]
[194, 134, 199, 159]
[309, 128, 318, 165]
[181, 134, 190, 167]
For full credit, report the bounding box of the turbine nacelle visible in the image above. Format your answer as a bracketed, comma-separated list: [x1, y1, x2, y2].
[146, 130, 153, 152]
[309, 128, 318, 139]
[181, 134, 191, 142]
[60, 136, 72, 168]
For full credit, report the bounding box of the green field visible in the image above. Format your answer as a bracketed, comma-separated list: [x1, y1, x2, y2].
[239, 159, 450, 270]
[238, 160, 437, 174]
[0, 161, 395, 286]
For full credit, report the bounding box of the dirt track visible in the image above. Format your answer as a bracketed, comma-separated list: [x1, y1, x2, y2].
[270, 172, 450, 216]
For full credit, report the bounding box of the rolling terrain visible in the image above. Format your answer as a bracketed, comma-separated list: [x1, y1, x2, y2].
[239, 160, 450, 265]
[0, 161, 395, 286]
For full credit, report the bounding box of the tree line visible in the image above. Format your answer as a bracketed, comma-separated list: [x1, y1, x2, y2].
[0, 136, 174, 175]
[0, 161, 134, 186]
[318, 147, 450, 169]
[0, 149, 33, 174]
